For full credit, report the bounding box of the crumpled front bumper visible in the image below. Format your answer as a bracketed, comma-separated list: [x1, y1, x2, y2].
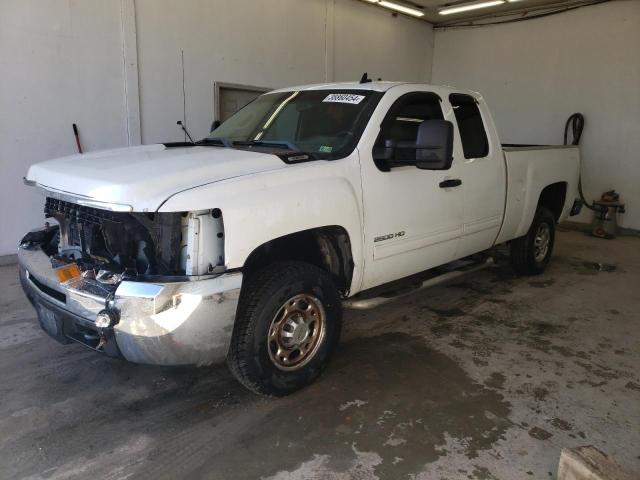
[18, 246, 242, 366]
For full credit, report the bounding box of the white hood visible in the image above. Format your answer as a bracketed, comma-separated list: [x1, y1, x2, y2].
[26, 144, 287, 211]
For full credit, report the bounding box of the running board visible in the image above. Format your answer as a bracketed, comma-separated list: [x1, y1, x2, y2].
[343, 257, 494, 310]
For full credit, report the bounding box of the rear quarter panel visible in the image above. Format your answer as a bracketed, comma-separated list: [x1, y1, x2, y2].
[496, 146, 580, 244]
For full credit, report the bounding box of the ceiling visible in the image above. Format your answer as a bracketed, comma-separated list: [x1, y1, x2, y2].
[360, 0, 605, 26]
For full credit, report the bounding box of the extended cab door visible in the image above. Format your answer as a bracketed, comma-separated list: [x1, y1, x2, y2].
[448, 94, 506, 257]
[358, 88, 464, 290]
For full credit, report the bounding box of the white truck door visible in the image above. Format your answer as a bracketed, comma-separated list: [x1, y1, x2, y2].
[358, 91, 464, 290]
[448, 93, 506, 257]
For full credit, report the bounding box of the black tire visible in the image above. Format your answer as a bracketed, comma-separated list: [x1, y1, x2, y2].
[227, 261, 342, 396]
[510, 207, 556, 276]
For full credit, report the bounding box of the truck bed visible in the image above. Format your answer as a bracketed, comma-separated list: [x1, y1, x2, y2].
[495, 145, 580, 245]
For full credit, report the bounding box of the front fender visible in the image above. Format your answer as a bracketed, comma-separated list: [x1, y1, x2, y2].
[159, 155, 365, 293]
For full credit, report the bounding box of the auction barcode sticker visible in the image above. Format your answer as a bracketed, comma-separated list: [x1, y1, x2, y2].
[323, 93, 365, 105]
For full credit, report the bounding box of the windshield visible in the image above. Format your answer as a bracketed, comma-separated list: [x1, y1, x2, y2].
[207, 90, 381, 158]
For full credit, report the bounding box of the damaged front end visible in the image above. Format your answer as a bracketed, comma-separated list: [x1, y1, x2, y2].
[43, 196, 186, 278]
[18, 195, 242, 366]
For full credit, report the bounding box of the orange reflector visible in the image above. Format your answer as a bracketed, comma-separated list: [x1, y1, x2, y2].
[55, 264, 81, 283]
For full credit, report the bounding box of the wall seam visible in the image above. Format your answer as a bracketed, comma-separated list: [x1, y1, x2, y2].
[120, 0, 142, 145]
[324, 0, 335, 82]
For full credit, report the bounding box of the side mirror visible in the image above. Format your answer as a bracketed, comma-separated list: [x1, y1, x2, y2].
[210, 119, 221, 133]
[372, 120, 454, 171]
[372, 139, 397, 172]
[372, 139, 396, 161]
[414, 119, 454, 170]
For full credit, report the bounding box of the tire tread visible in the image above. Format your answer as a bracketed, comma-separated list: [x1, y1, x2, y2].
[227, 261, 338, 396]
[510, 207, 555, 276]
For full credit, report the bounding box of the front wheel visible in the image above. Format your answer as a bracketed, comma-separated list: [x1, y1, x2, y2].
[227, 261, 342, 396]
[510, 207, 556, 275]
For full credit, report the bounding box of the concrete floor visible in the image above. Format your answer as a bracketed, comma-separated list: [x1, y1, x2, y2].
[1, 229, 638, 480]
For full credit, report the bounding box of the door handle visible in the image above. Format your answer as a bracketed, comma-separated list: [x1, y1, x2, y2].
[439, 179, 462, 188]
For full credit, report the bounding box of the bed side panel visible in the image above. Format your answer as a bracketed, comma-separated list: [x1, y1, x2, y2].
[496, 146, 579, 244]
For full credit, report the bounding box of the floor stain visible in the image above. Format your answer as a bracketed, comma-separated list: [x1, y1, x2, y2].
[528, 279, 555, 288]
[470, 465, 500, 479]
[564, 257, 619, 275]
[485, 372, 506, 390]
[486, 298, 508, 304]
[186, 333, 512, 479]
[528, 321, 567, 337]
[550, 418, 573, 431]
[528, 427, 553, 441]
[576, 361, 629, 380]
[533, 387, 550, 402]
[583, 262, 617, 273]
[430, 307, 467, 318]
[449, 281, 495, 295]
[430, 320, 456, 337]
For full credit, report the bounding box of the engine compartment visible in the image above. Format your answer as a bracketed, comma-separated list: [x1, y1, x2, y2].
[18, 197, 227, 293]
[40, 197, 186, 277]
[20, 198, 227, 286]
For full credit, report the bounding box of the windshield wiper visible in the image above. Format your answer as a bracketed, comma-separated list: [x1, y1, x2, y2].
[195, 138, 317, 160]
[195, 137, 233, 148]
[234, 140, 318, 161]
[232, 139, 301, 151]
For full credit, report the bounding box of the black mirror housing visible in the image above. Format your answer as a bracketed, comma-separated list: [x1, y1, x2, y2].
[373, 120, 454, 171]
[372, 139, 396, 161]
[372, 139, 397, 171]
[414, 119, 454, 170]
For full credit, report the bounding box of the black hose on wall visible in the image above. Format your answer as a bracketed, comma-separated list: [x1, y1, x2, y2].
[564, 113, 596, 211]
[564, 113, 584, 146]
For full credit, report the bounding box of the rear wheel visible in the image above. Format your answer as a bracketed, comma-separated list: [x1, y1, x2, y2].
[227, 261, 342, 396]
[510, 207, 556, 275]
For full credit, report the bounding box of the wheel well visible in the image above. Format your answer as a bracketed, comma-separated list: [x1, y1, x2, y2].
[538, 182, 567, 222]
[243, 226, 354, 295]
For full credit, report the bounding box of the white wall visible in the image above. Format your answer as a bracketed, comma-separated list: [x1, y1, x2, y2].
[333, 0, 433, 83]
[0, 0, 434, 256]
[0, 0, 129, 256]
[135, 0, 434, 143]
[432, 1, 640, 229]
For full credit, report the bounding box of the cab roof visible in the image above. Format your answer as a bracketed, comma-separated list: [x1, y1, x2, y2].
[270, 81, 405, 93]
[269, 81, 480, 99]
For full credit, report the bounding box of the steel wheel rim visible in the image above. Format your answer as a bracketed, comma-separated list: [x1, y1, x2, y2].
[534, 223, 551, 262]
[268, 293, 327, 371]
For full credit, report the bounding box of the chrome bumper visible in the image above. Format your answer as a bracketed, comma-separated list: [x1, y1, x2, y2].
[18, 246, 242, 366]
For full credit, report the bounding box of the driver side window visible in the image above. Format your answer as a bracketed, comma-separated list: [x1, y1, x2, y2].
[374, 92, 444, 170]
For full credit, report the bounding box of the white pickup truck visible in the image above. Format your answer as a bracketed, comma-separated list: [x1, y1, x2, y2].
[19, 81, 581, 396]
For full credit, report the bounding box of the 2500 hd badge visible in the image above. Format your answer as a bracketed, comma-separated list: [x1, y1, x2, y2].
[374, 231, 406, 243]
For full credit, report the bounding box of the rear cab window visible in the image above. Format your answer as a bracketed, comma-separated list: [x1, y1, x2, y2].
[449, 93, 489, 159]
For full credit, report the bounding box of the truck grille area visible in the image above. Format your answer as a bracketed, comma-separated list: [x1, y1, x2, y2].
[45, 197, 123, 225]
[44, 197, 185, 276]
